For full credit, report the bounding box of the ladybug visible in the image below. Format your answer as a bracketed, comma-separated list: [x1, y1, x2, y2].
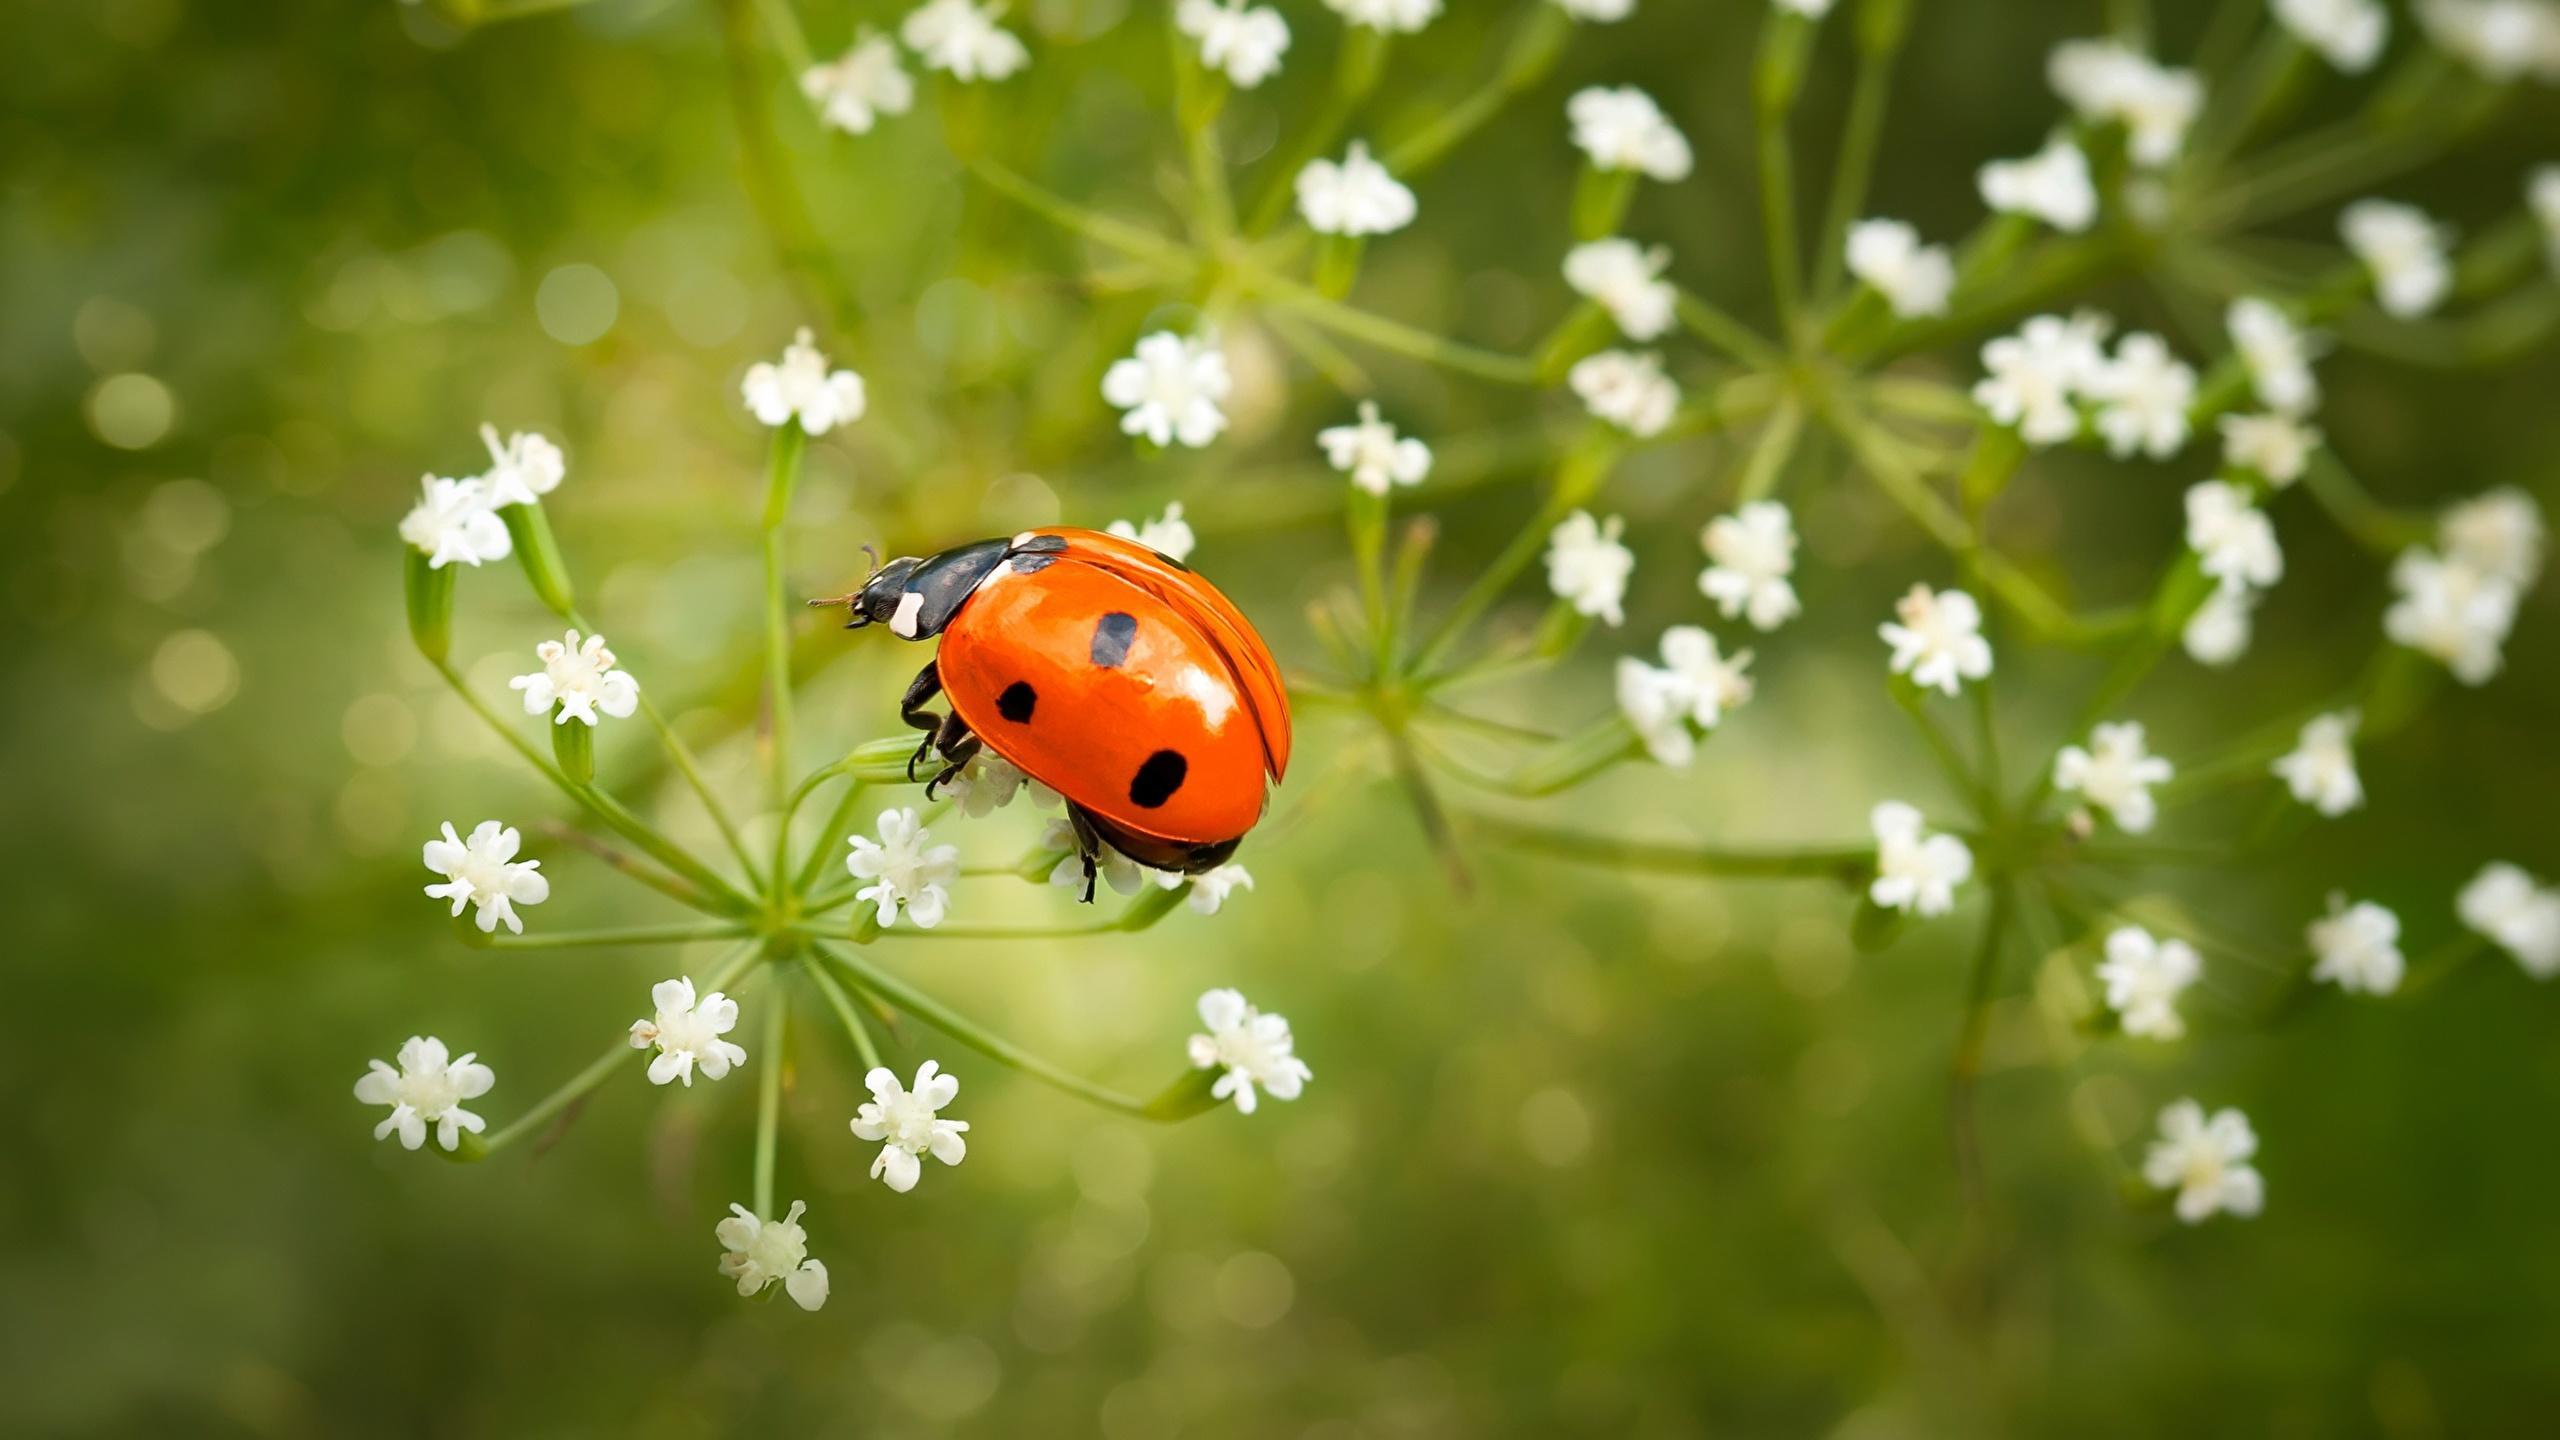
[817, 528, 1290, 900]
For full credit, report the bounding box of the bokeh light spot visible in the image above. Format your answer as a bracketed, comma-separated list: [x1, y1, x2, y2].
[87, 373, 177, 450]
[149, 629, 240, 716]
[536, 263, 620, 345]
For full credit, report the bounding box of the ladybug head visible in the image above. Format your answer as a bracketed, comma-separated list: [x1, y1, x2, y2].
[832, 552, 922, 632]
[816, 536, 1012, 640]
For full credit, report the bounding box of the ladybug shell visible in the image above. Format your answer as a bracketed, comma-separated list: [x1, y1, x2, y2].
[937, 528, 1290, 850]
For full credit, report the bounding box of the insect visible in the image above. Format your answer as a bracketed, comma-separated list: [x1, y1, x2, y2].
[816, 528, 1290, 901]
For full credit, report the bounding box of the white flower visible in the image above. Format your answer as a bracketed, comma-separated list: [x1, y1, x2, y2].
[2097, 926, 2202, 1039]
[1879, 583, 1994, 696]
[846, 807, 960, 928]
[741, 327, 867, 434]
[421, 820, 550, 934]
[942, 751, 1056, 818]
[1177, 0, 1290, 87]
[1102, 331, 1231, 448]
[1844, 219, 1955, 318]
[2417, 0, 2560, 83]
[2440, 486, 2545, 590]
[2218, 412, 2320, 486]
[354, 1035, 493, 1153]
[2341, 199, 2455, 318]
[715, 1201, 830, 1310]
[1698, 500, 1801, 632]
[1868, 801, 1974, 917]
[1973, 312, 2109, 445]
[850, 1061, 970, 1192]
[1187, 988, 1311, 1114]
[2047, 40, 2204, 168]
[1553, 0, 1636, 20]
[802, 32, 914, 134]
[2227, 297, 2323, 416]
[2309, 894, 2404, 995]
[509, 628, 640, 727]
[2458, 862, 2560, 978]
[2088, 331, 2198, 459]
[1978, 135, 2098, 232]
[1774, 0, 1836, 14]
[1567, 86, 1693, 182]
[2533, 166, 2560, 272]
[2143, 1100, 2264, 1223]
[2277, 0, 2390, 71]
[1295, 141, 1416, 237]
[900, 0, 1029, 82]
[2053, 721, 2173, 833]
[399, 475, 512, 570]
[2185, 481, 2284, 591]
[1106, 501, 1198, 562]
[1183, 864, 1255, 915]
[476, 425, 565, 508]
[1616, 625, 1755, 767]
[628, 977, 748, 1087]
[1318, 402, 1433, 496]
[1563, 238, 1676, 341]
[1545, 510, 1635, 626]
[2181, 582, 2258, 666]
[1568, 348, 1680, 437]
[2272, 710, 2363, 817]
[1044, 818, 1153, 896]
[1324, 0, 1440, 32]
[2385, 547, 2518, 684]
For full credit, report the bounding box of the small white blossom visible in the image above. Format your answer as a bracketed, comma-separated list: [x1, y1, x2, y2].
[1324, 0, 1440, 32]
[1879, 583, 1994, 696]
[1545, 510, 1635, 626]
[2181, 582, 2258, 666]
[1102, 331, 1231, 448]
[2385, 547, 2519, 684]
[2309, 894, 2405, 995]
[1183, 864, 1256, 915]
[715, 1201, 830, 1310]
[421, 820, 550, 934]
[846, 807, 960, 928]
[1177, 0, 1290, 87]
[2272, 710, 2363, 817]
[802, 32, 915, 134]
[509, 628, 640, 727]
[1567, 86, 1693, 182]
[2185, 481, 2284, 591]
[1616, 625, 1754, 767]
[741, 327, 867, 434]
[1978, 135, 2098, 232]
[1296, 141, 1416, 236]
[2533, 167, 2560, 272]
[1698, 500, 1801, 632]
[2047, 40, 2204, 168]
[1553, 0, 1636, 20]
[2088, 331, 2198, 460]
[2097, 926, 2202, 1039]
[900, 0, 1029, 82]
[2341, 199, 2455, 317]
[476, 425, 565, 508]
[2440, 486, 2545, 590]
[2458, 862, 2560, 978]
[942, 752, 1057, 818]
[1844, 219, 1955, 318]
[2417, 0, 2560, 84]
[1106, 502, 1198, 562]
[1563, 238, 1676, 341]
[2227, 297, 2323, 416]
[1043, 817, 1151, 896]
[2218, 412, 2321, 486]
[2144, 1100, 2264, 1223]
[1974, 312, 2109, 445]
[2277, 0, 2391, 72]
[628, 977, 748, 1087]
[850, 1061, 970, 1192]
[354, 1035, 493, 1153]
[1318, 402, 1433, 496]
[1774, 0, 1836, 14]
[2054, 721, 2173, 833]
[400, 475, 512, 570]
[1568, 349, 1680, 437]
[1869, 801, 1974, 917]
[1187, 988, 1311, 1114]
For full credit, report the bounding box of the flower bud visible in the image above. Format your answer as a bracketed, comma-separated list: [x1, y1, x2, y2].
[500, 503, 576, 617]
[405, 549, 454, 662]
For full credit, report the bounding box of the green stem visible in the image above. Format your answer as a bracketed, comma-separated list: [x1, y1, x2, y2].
[752, 984, 787, 1215]
[485, 921, 752, 950]
[1675, 291, 1789, 371]
[762, 425, 806, 895]
[1468, 813, 1873, 881]
[1244, 265, 1540, 384]
[1812, 0, 1912, 302]
[967, 157, 1199, 273]
[800, 951, 884, 1071]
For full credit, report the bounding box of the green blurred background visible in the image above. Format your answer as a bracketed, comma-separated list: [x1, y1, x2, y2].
[6, 0, 2559, 1433]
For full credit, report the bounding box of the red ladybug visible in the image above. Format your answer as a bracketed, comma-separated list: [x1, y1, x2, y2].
[819, 528, 1290, 899]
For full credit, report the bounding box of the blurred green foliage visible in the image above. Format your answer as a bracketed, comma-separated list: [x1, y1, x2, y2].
[5, 0, 2560, 1434]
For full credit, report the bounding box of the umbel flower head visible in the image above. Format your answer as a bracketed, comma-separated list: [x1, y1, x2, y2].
[1844, 218, 1954, 318]
[1868, 802, 1972, 917]
[1103, 331, 1231, 448]
[400, 475, 512, 570]
[2384, 546, 2518, 684]
[510, 629, 640, 727]
[1616, 625, 1754, 767]
[2341, 199, 2454, 318]
[629, 977, 748, 1087]
[2185, 481, 2284, 591]
[943, 751, 1057, 818]
[2053, 721, 2173, 834]
[354, 1035, 494, 1153]
[2144, 1099, 2264, 1224]
[1188, 988, 1311, 1114]
[802, 32, 915, 135]
[1325, 0, 1441, 35]
[1563, 238, 1676, 341]
[1318, 401, 1433, 496]
[2087, 331, 2198, 459]
[2309, 894, 2404, 995]
[1698, 500, 1801, 632]
[1879, 583, 1993, 696]
[1568, 349, 1680, 437]
[1106, 502, 1197, 562]
[2276, 0, 2389, 72]
[1296, 141, 1416, 237]
[2272, 710, 2363, 817]
[2097, 926, 2201, 1040]
[476, 425, 565, 508]
[1974, 311, 2109, 446]
[2226, 297, 2323, 417]
[2458, 862, 2560, 979]
[422, 820, 550, 934]
[901, 0, 1030, 82]
[1177, 0, 1289, 88]
[2046, 38, 2203, 168]
[742, 327, 868, 434]
[2181, 582, 2259, 668]
[2440, 486, 2546, 590]
[1544, 509, 1635, 626]
[2219, 412, 2321, 487]
[846, 807, 960, 929]
[1567, 86, 1693, 181]
[1978, 134, 2097, 232]
[715, 1201, 830, 1310]
[850, 1060, 970, 1192]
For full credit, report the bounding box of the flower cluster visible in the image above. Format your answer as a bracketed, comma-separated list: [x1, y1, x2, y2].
[399, 425, 563, 570]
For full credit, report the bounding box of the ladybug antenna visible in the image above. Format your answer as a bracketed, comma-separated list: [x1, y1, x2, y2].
[806, 545, 886, 626]
[859, 543, 881, 578]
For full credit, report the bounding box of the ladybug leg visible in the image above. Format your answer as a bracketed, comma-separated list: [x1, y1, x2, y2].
[898, 662, 944, 781]
[1066, 804, 1104, 905]
[923, 725, 980, 800]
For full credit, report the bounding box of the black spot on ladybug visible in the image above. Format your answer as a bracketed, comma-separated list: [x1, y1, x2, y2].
[1129, 750, 1187, 808]
[1015, 534, 1069, 555]
[1011, 554, 1055, 575]
[1091, 611, 1138, 667]
[997, 681, 1037, 723]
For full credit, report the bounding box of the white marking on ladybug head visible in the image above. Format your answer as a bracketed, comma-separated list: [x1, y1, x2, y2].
[1012, 531, 1036, 549]
[889, 590, 925, 638]
[1175, 664, 1236, 730]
